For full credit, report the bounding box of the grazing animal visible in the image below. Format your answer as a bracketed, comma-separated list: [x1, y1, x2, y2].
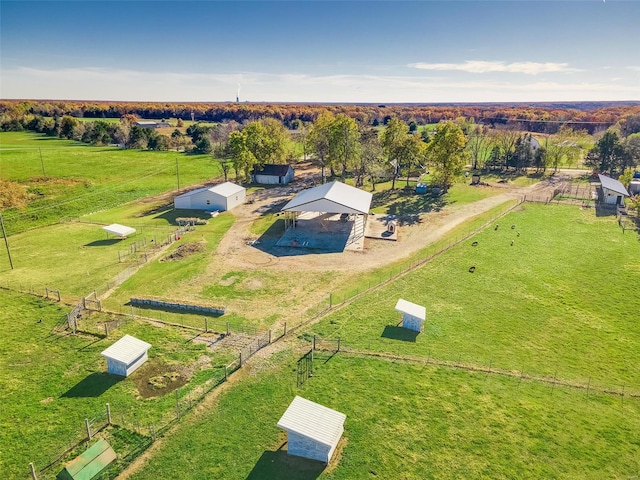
[494, 224, 499, 231]
[510, 240, 514, 246]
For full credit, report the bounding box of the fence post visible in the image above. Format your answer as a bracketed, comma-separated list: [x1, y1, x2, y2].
[104, 323, 109, 337]
[205, 317, 209, 333]
[239, 352, 243, 367]
[312, 335, 316, 363]
[329, 293, 332, 308]
[85, 418, 92, 440]
[268, 330, 272, 344]
[283, 322, 287, 337]
[224, 365, 228, 381]
[106, 403, 112, 425]
[29, 462, 38, 480]
[226, 322, 230, 336]
[337, 336, 341, 352]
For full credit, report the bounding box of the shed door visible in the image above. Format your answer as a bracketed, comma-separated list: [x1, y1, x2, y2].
[616, 195, 622, 205]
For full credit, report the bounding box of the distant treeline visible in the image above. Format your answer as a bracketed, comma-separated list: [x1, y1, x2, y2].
[2, 100, 640, 134]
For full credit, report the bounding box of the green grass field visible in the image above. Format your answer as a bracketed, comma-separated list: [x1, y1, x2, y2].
[0, 289, 234, 480]
[127, 352, 640, 480]
[0, 131, 222, 234]
[313, 203, 640, 388]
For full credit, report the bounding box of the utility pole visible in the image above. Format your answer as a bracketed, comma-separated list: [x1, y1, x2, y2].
[176, 158, 180, 193]
[39, 148, 46, 177]
[0, 213, 14, 270]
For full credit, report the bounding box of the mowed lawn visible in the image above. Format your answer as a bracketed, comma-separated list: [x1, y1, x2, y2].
[313, 203, 640, 388]
[128, 353, 640, 480]
[0, 289, 233, 479]
[0, 203, 234, 301]
[0, 131, 221, 234]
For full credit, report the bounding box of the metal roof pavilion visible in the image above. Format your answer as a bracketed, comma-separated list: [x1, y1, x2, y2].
[101, 335, 151, 365]
[395, 299, 426, 321]
[277, 396, 346, 448]
[281, 181, 372, 215]
[598, 174, 630, 196]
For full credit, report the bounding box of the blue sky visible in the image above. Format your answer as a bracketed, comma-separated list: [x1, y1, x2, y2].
[1, 1, 639, 103]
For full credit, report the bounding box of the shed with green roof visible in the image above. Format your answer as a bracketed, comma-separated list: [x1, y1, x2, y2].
[56, 439, 116, 480]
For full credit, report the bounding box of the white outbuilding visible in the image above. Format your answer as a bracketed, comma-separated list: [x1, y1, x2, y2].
[598, 174, 629, 206]
[277, 396, 346, 464]
[251, 164, 295, 185]
[101, 334, 151, 377]
[103, 223, 136, 239]
[174, 182, 246, 212]
[395, 298, 426, 332]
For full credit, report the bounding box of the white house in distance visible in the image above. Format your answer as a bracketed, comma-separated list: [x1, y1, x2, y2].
[598, 174, 630, 206]
[395, 298, 426, 332]
[174, 182, 246, 212]
[101, 334, 151, 377]
[277, 396, 346, 464]
[251, 164, 295, 185]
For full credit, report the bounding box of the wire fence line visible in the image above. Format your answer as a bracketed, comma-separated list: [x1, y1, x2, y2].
[308, 338, 640, 401]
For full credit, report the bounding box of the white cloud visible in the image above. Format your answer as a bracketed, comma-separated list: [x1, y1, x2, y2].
[1, 66, 638, 103]
[627, 66, 640, 72]
[408, 60, 579, 75]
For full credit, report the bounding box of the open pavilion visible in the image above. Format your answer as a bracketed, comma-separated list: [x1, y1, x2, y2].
[277, 181, 372, 252]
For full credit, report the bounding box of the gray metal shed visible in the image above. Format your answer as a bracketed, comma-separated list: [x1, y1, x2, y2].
[277, 396, 346, 464]
[101, 334, 151, 377]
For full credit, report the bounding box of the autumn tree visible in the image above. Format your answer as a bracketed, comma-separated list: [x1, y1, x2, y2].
[227, 130, 256, 182]
[381, 117, 409, 189]
[354, 128, 384, 189]
[466, 125, 492, 170]
[328, 114, 360, 181]
[585, 131, 633, 175]
[426, 121, 468, 192]
[307, 111, 334, 182]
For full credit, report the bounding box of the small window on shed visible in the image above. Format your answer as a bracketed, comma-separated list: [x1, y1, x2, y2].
[206, 199, 211, 205]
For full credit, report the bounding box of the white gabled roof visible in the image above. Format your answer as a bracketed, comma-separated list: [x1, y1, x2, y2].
[103, 224, 136, 238]
[277, 396, 346, 447]
[174, 182, 245, 199]
[209, 181, 245, 197]
[395, 298, 426, 321]
[281, 181, 372, 215]
[101, 334, 151, 364]
[598, 174, 629, 196]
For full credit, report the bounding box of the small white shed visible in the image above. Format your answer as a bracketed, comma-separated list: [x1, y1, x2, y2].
[103, 224, 136, 238]
[598, 174, 629, 206]
[277, 396, 346, 464]
[395, 298, 426, 332]
[101, 334, 151, 377]
[174, 182, 246, 212]
[251, 164, 295, 185]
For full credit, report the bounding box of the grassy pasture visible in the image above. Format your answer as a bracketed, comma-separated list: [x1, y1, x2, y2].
[128, 352, 640, 480]
[0, 131, 221, 234]
[313, 203, 640, 388]
[0, 289, 234, 480]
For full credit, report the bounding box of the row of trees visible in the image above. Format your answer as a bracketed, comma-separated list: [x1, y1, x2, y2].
[210, 113, 468, 191]
[3, 99, 640, 134]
